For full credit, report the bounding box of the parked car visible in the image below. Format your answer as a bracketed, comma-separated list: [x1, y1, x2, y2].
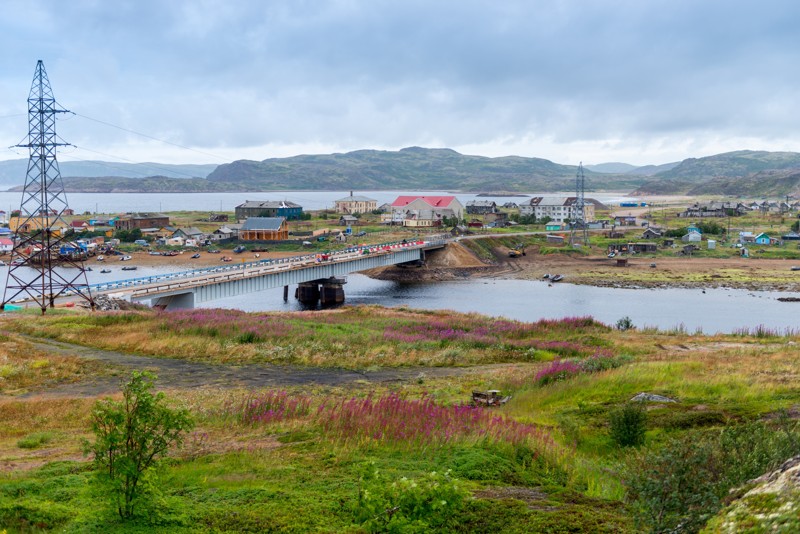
[133, 239, 149, 247]
[355, 231, 367, 237]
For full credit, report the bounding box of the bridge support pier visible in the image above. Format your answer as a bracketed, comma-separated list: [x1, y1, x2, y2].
[295, 277, 346, 306]
[296, 282, 320, 305]
[320, 279, 345, 305]
[283, 285, 289, 302]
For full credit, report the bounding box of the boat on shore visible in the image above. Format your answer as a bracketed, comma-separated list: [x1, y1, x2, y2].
[96, 255, 104, 262]
[551, 274, 564, 282]
[120, 255, 132, 261]
[100, 268, 111, 273]
[121, 266, 137, 271]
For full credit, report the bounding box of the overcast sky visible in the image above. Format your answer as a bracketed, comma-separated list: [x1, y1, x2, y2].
[1, 0, 799, 168]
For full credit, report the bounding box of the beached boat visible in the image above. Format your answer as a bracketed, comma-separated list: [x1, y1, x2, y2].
[96, 255, 104, 262]
[191, 253, 201, 259]
[551, 274, 564, 282]
[542, 273, 551, 279]
[120, 255, 132, 261]
[121, 266, 137, 271]
[100, 268, 111, 273]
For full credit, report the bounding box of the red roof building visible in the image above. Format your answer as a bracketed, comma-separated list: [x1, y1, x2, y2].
[389, 196, 464, 220]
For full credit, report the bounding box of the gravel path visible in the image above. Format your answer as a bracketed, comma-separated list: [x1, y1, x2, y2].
[21, 336, 475, 398]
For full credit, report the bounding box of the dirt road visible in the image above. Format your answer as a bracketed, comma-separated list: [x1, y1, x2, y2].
[19, 336, 477, 398]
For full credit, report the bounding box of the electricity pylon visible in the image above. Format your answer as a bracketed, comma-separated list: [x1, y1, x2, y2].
[2, 60, 94, 313]
[569, 162, 589, 247]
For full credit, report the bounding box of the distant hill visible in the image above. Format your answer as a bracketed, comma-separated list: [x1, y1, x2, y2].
[628, 161, 680, 176]
[585, 162, 638, 174]
[0, 159, 216, 186]
[634, 150, 800, 196]
[687, 169, 800, 197]
[205, 147, 642, 192]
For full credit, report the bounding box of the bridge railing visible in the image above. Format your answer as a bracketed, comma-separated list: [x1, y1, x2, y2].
[86, 237, 449, 294]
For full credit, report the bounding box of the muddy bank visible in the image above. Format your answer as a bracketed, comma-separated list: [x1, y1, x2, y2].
[366, 241, 800, 292]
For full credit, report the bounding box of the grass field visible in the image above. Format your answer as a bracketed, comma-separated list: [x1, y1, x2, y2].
[1, 307, 799, 532]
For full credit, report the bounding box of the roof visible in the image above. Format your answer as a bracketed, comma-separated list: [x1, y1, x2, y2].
[70, 220, 88, 227]
[176, 227, 204, 236]
[0, 238, 13, 246]
[466, 200, 497, 207]
[121, 212, 169, 220]
[335, 195, 377, 203]
[339, 215, 359, 221]
[236, 200, 302, 209]
[391, 196, 457, 208]
[241, 217, 286, 231]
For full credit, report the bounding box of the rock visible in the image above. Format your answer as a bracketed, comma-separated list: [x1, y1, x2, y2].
[703, 455, 800, 533]
[630, 392, 677, 403]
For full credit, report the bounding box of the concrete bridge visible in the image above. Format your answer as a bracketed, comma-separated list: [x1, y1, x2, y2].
[85, 236, 449, 309]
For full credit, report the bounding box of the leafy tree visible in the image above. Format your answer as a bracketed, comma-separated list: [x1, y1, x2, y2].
[86, 371, 193, 519]
[792, 220, 799, 232]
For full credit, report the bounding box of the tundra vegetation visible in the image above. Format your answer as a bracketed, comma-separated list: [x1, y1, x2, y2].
[0, 306, 799, 532]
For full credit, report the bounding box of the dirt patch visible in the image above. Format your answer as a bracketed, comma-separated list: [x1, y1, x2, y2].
[14, 336, 480, 398]
[473, 486, 557, 510]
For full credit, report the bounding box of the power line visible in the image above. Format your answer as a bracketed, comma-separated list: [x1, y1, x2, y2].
[64, 145, 209, 179]
[70, 111, 232, 163]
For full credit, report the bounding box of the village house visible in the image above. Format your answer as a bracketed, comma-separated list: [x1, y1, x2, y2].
[681, 230, 702, 243]
[339, 215, 359, 226]
[739, 231, 756, 244]
[678, 201, 745, 218]
[0, 237, 13, 254]
[235, 200, 303, 221]
[519, 197, 596, 223]
[754, 233, 774, 245]
[641, 227, 663, 240]
[238, 217, 289, 241]
[334, 192, 377, 215]
[613, 215, 638, 226]
[114, 213, 170, 231]
[465, 200, 498, 215]
[172, 227, 206, 243]
[9, 215, 70, 236]
[385, 196, 465, 225]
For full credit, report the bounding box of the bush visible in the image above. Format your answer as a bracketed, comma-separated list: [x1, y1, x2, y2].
[17, 432, 53, 449]
[615, 316, 635, 331]
[623, 421, 800, 533]
[609, 403, 647, 447]
[354, 464, 468, 532]
[86, 371, 193, 519]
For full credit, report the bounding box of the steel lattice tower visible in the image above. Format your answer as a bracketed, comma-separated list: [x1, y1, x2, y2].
[569, 162, 589, 247]
[2, 61, 94, 313]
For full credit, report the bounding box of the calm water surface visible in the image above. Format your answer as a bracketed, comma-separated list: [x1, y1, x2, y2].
[4, 264, 798, 334]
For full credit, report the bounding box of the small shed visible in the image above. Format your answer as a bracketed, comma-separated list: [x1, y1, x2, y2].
[681, 230, 702, 243]
[545, 224, 563, 231]
[707, 239, 716, 250]
[546, 234, 565, 244]
[615, 258, 628, 267]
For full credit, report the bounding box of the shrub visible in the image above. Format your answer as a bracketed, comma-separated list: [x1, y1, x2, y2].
[86, 371, 194, 519]
[623, 421, 800, 533]
[609, 403, 647, 447]
[615, 316, 635, 331]
[354, 465, 468, 532]
[16, 432, 53, 449]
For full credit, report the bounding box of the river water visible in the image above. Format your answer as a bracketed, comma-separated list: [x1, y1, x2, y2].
[3, 260, 798, 335]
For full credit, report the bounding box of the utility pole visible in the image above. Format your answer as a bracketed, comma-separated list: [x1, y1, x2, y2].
[569, 162, 589, 247]
[2, 61, 94, 313]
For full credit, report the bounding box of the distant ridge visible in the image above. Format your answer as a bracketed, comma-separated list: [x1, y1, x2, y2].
[4, 147, 800, 196]
[0, 159, 216, 185]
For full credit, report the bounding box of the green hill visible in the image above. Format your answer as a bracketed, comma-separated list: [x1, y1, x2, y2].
[205, 147, 642, 192]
